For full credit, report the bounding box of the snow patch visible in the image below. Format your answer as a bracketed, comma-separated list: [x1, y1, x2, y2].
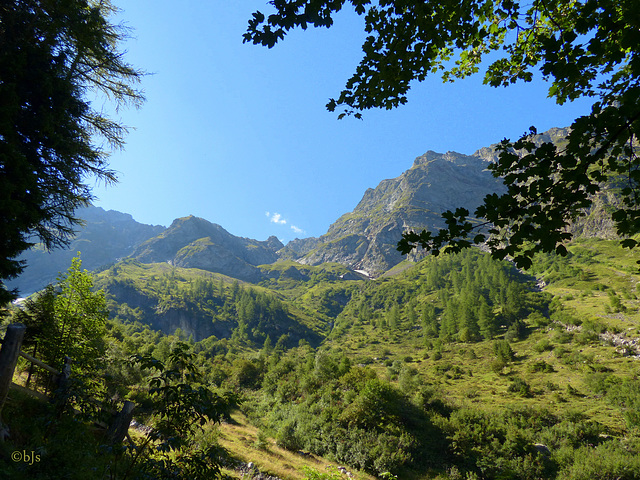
[355, 269, 371, 278]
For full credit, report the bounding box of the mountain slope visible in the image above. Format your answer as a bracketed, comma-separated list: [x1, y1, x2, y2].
[292, 149, 506, 275]
[131, 215, 284, 283]
[5, 206, 164, 296]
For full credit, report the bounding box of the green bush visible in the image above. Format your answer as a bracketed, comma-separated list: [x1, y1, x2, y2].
[493, 340, 515, 363]
[508, 377, 533, 397]
[529, 360, 555, 373]
[533, 338, 554, 352]
[559, 441, 640, 480]
[276, 420, 302, 451]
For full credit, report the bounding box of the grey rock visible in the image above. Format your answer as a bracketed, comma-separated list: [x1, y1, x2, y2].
[295, 148, 506, 276]
[6, 205, 164, 296]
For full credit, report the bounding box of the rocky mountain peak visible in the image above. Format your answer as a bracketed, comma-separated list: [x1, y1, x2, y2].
[294, 148, 506, 275]
[132, 215, 284, 283]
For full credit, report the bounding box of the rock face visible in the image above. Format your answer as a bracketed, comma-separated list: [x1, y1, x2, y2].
[132, 216, 284, 283]
[291, 149, 506, 275]
[6, 206, 165, 296]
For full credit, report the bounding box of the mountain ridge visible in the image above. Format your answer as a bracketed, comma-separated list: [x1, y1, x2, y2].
[7, 126, 620, 294]
[292, 147, 507, 275]
[5, 206, 165, 296]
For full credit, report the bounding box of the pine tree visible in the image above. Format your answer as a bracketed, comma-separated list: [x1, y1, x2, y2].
[478, 298, 498, 340]
[421, 304, 438, 337]
[407, 301, 417, 326]
[387, 304, 400, 331]
[0, 0, 144, 302]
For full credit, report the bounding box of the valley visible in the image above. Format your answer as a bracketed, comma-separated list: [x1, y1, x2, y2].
[3, 133, 640, 479]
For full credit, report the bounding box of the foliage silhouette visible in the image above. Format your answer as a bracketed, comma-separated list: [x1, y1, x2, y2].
[245, 0, 640, 267]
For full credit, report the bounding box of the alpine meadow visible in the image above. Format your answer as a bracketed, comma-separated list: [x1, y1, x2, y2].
[2, 1, 640, 480]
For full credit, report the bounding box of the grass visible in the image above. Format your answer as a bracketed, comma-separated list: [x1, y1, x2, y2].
[323, 313, 637, 436]
[216, 412, 376, 480]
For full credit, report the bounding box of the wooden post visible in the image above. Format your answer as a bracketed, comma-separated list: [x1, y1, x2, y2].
[0, 323, 27, 417]
[106, 401, 135, 445]
[52, 356, 72, 413]
[56, 356, 72, 391]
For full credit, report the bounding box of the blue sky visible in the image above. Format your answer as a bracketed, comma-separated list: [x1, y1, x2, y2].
[94, 1, 594, 244]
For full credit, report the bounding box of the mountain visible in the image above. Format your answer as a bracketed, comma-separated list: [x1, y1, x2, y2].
[11, 126, 614, 293]
[131, 215, 284, 283]
[9, 128, 640, 480]
[5, 206, 164, 296]
[289, 149, 506, 275]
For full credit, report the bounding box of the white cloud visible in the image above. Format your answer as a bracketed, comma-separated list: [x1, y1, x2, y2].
[266, 211, 305, 235]
[273, 213, 286, 224]
[266, 211, 287, 225]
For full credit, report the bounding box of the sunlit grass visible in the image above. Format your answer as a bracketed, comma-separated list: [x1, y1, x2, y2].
[217, 412, 376, 480]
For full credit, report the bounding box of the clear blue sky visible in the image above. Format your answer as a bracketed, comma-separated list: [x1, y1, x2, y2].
[94, 1, 594, 244]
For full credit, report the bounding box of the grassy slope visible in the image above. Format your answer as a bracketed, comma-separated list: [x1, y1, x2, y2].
[341, 240, 639, 433]
[213, 240, 639, 478]
[90, 239, 640, 478]
[217, 412, 376, 480]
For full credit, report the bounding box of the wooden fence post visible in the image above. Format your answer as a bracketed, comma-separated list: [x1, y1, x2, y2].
[0, 323, 27, 418]
[106, 400, 135, 445]
[56, 356, 72, 391]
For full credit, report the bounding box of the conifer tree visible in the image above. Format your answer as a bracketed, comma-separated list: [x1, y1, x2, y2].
[478, 298, 498, 340]
[421, 304, 438, 337]
[0, 0, 144, 303]
[387, 304, 400, 331]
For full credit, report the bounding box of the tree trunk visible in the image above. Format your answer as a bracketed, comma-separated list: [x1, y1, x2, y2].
[106, 401, 135, 445]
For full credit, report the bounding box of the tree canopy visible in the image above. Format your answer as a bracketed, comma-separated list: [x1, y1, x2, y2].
[244, 0, 640, 268]
[16, 255, 108, 372]
[0, 0, 144, 302]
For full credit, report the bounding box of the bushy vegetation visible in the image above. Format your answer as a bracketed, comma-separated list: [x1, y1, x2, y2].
[3, 241, 640, 479]
[98, 262, 321, 347]
[241, 346, 445, 476]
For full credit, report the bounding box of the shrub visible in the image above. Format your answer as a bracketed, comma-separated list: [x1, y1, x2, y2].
[276, 420, 302, 451]
[254, 430, 270, 450]
[575, 329, 599, 346]
[505, 319, 527, 342]
[529, 360, 555, 373]
[490, 358, 508, 374]
[527, 311, 551, 327]
[533, 338, 554, 352]
[584, 373, 617, 395]
[553, 330, 574, 344]
[493, 340, 515, 363]
[559, 441, 640, 480]
[508, 377, 533, 397]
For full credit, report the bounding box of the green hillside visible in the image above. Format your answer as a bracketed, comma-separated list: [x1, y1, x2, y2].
[3, 239, 640, 479]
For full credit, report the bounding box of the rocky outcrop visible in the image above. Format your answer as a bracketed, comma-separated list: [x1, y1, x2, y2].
[101, 278, 233, 341]
[277, 236, 320, 259]
[295, 149, 506, 275]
